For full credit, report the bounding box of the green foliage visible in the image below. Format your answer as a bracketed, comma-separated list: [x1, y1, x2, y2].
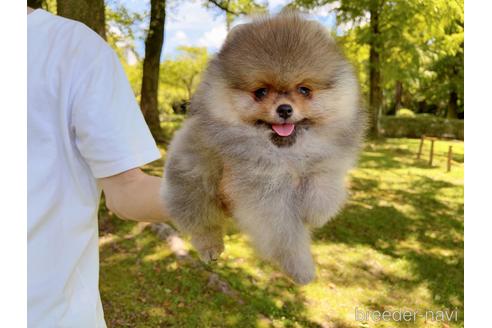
[99, 139, 463, 327]
[204, 0, 266, 15]
[105, 4, 145, 64]
[159, 47, 209, 114]
[28, 0, 56, 12]
[119, 46, 209, 118]
[160, 115, 185, 144]
[105, 4, 146, 101]
[381, 115, 464, 140]
[395, 108, 416, 118]
[203, 0, 267, 29]
[336, 29, 370, 97]
[122, 61, 143, 99]
[160, 47, 208, 99]
[295, 0, 464, 116]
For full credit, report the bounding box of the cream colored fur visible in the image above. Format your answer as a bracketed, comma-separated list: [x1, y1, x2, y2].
[162, 12, 366, 284]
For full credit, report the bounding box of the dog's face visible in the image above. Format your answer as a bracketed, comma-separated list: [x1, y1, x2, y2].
[202, 13, 360, 147]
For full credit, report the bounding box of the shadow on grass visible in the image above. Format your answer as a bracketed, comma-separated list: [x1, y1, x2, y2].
[99, 140, 463, 327]
[100, 152, 340, 327]
[358, 151, 407, 170]
[99, 222, 325, 327]
[314, 172, 463, 316]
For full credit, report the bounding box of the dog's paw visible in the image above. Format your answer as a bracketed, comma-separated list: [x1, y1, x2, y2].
[191, 233, 224, 263]
[278, 251, 316, 285]
[197, 244, 224, 263]
[286, 263, 315, 285]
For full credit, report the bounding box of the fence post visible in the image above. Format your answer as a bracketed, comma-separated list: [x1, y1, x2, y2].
[417, 135, 424, 159]
[447, 146, 453, 172]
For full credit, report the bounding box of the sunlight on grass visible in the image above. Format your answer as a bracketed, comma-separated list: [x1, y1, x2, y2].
[142, 245, 175, 262]
[99, 138, 463, 327]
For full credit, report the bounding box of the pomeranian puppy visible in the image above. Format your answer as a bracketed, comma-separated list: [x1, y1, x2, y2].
[162, 12, 366, 284]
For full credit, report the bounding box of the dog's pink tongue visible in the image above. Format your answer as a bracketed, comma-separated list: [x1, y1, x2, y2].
[271, 123, 295, 137]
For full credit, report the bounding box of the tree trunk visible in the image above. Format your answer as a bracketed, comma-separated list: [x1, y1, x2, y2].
[447, 91, 458, 119]
[418, 100, 426, 114]
[394, 80, 403, 111]
[27, 0, 43, 9]
[140, 0, 166, 143]
[368, 1, 382, 138]
[57, 0, 106, 39]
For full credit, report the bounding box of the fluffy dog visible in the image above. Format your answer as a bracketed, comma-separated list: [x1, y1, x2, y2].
[162, 12, 366, 284]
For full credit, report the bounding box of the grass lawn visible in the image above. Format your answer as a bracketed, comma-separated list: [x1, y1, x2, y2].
[98, 138, 464, 328]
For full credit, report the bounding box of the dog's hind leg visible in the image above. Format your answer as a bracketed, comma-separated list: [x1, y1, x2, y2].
[162, 123, 226, 262]
[163, 163, 226, 262]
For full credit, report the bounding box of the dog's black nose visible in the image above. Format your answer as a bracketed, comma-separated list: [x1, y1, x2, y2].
[276, 104, 293, 119]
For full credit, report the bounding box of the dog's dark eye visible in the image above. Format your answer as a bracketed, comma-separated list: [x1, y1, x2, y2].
[298, 86, 311, 97]
[254, 88, 268, 100]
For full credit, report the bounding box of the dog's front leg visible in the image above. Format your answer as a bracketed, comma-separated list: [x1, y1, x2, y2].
[301, 174, 347, 228]
[233, 204, 315, 285]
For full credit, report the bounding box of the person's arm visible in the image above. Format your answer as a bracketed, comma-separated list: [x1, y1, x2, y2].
[67, 32, 167, 222]
[98, 168, 169, 223]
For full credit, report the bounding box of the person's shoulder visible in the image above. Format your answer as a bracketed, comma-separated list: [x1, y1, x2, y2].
[62, 18, 110, 55]
[37, 10, 112, 61]
[58, 18, 118, 78]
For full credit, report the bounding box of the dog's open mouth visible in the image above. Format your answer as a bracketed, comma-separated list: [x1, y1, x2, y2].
[255, 119, 311, 147]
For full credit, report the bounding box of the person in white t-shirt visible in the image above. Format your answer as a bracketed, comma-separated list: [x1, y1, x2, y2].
[27, 6, 170, 327]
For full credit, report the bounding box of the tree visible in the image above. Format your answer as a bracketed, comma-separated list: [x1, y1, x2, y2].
[367, 0, 382, 137]
[27, 0, 43, 9]
[105, 4, 144, 61]
[57, 0, 106, 39]
[28, 0, 56, 12]
[294, 0, 464, 135]
[140, 0, 166, 143]
[159, 47, 209, 114]
[424, 8, 464, 118]
[161, 47, 208, 101]
[294, 0, 385, 137]
[389, 0, 463, 118]
[204, 0, 266, 31]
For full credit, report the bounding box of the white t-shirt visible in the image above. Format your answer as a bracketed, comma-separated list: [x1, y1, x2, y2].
[27, 9, 160, 327]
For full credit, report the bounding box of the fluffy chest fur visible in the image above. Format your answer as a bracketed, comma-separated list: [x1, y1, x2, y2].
[215, 140, 335, 220]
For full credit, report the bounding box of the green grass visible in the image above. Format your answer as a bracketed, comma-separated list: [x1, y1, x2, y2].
[99, 138, 464, 328]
